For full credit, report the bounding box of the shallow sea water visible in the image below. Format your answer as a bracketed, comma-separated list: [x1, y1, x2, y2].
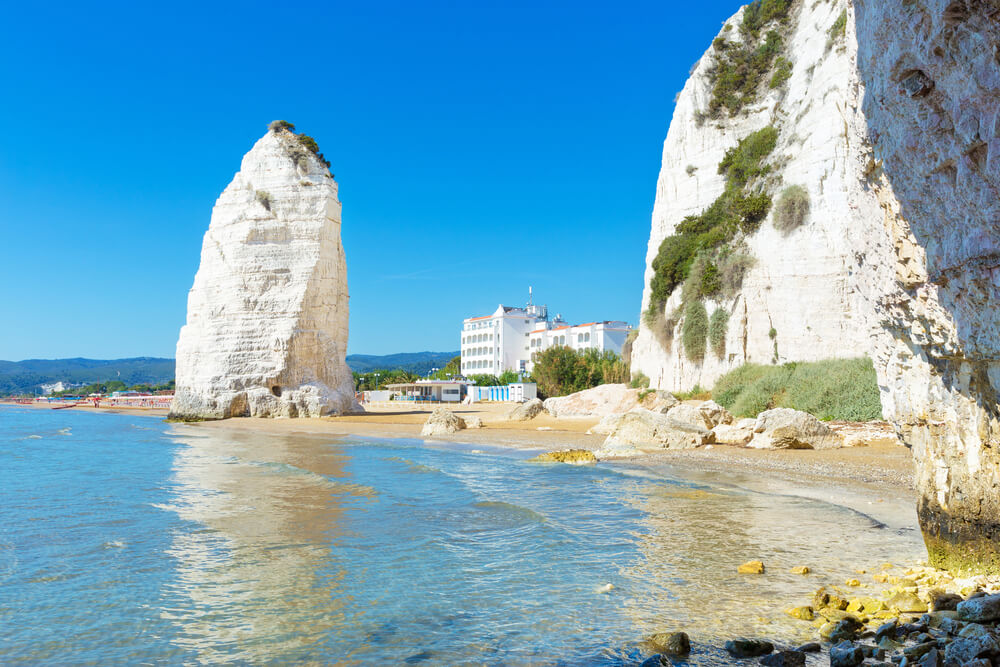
[0, 407, 924, 665]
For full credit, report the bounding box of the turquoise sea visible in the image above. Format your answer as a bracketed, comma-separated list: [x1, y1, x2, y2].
[0, 406, 924, 665]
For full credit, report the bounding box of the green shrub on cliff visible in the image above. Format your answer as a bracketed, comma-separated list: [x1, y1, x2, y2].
[708, 0, 794, 119]
[681, 300, 709, 362]
[269, 120, 296, 133]
[712, 357, 882, 421]
[827, 10, 847, 50]
[769, 57, 792, 88]
[647, 127, 778, 318]
[774, 185, 810, 233]
[709, 309, 729, 359]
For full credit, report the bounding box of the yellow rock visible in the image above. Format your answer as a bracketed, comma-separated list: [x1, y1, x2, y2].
[855, 569, 867, 574]
[863, 598, 886, 612]
[846, 599, 865, 613]
[873, 573, 889, 583]
[881, 562, 894, 570]
[530, 449, 597, 464]
[738, 560, 765, 574]
[818, 622, 838, 639]
[790, 566, 811, 575]
[785, 606, 815, 621]
[846, 579, 861, 587]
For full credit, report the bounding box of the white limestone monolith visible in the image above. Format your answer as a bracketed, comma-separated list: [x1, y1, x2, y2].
[170, 126, 359, 419]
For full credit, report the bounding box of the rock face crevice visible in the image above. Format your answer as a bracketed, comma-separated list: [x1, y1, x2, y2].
[170, 127, 358, 420]
[633, 0, 1000, 571]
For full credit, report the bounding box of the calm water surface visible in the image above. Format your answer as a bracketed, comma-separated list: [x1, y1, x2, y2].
[0, 407, 924, 665]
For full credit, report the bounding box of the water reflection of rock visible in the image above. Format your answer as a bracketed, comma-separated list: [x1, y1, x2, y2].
[161, 426, 374, 662]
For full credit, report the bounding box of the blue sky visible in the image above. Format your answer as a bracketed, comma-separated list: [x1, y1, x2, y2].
[0, 0, 739, 360]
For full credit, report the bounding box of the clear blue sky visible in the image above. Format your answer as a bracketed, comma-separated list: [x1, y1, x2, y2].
[0, 0, 739, 360]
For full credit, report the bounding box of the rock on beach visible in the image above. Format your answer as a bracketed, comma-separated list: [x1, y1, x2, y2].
[420, 407, 466, 436]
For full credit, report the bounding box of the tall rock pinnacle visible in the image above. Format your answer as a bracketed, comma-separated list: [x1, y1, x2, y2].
[170, 122, 358, 419]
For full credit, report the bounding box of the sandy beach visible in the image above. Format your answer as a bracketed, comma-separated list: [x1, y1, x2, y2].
[183, 402, 918, 526]
[5, 399, 915, 502]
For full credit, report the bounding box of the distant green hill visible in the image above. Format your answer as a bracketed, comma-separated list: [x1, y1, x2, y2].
[0, 352, 459, 395]
[346, 351, 459, 375]
[0, 357, 175, 396]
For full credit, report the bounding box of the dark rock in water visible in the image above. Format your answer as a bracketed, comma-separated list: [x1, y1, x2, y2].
[903, 641, 937, 659]
[758, 649, 805, 666]
[794, 642, 821, 653]
[648, 631, 690, 656]
[830, 617, 864, 642]
[961, 659, 993, 667]
[958, 593, 1000, 622]
[639, 654, 668, 667]
[724, 638, 774, 658]
[916, 648, 942, 667]
[944, 633, 1000, 664]
[937, 616, 963, 635]
[929, 591, 962, 612]
[829, 641, 864, 667]
[875, 619, 898, 639]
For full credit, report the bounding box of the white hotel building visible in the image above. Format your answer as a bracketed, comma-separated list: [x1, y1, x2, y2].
[460, 300, 631, 376]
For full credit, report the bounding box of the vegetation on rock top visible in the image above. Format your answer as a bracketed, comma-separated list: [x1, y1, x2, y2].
[267, 119, 333, 170]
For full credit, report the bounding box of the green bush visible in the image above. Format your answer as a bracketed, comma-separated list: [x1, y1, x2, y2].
[734, 192, 773, 233]
[531, 347, 630, 398]
[255, 190, 272, 211]
[774, 185, 810, 233]
[709, 309, 729, 359]
[717, 246, 756, 297]
[706, 0, 793, 117]
[711, 358, 883, 421]
[630, 372, 650, 389]
[681, 300, 709, 362]
[769, 57, 792, 88]
[646, 127, 777, 317]
[709, 22, 788, 117]
[718, 126, 778, 185]
[297, 134, 332, 168]
[269, 120, 296, 133]
[741, 0, 794, 37]
[827, 10, 847, 49]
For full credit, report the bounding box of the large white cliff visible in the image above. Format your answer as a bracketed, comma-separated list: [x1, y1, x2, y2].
[631, 0, 873, 390]
[632, 0, 1000, 571]
[170, 124, 358, 419]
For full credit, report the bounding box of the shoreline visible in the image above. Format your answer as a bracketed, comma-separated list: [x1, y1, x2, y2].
[2, 399, 916, 514]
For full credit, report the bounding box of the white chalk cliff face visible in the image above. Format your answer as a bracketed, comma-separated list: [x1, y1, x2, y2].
[632, 0, 1000, 570]
[631, 0, 872, 391]
[170, 127, 359, 419]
